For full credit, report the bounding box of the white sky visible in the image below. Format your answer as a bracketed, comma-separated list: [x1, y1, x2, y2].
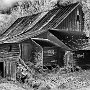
[87, 0, 90, 8]
[0, 0, 89, 11]
[0, 0, 57, 10]
[0, 0, 25, 10]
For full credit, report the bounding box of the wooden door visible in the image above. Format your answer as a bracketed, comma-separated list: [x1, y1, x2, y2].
[21, 43, 33, 62]
[5, 61, 16, 80]
[5, 61, 11, 79]
[11, 61, 16, 80]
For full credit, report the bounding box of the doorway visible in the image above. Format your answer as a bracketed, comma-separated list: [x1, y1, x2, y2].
[21, 43, 33, 62]
[0, 62, 4, 77]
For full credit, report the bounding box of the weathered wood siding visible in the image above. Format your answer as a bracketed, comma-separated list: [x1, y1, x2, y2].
[20, 39, 32, 62]
[43, 47, 65, 67]
[0, 43, 19, 80]
[43, 47, 58, 65]
[32, 43, 43, 67]
[20, 39, 36, 62]
[20, 43, 33, 62]
[5, 61, 16, 80]
[56, 5, 84, 32]
[73, 50, 90, 67]
[79, 6, 84, 31]
[5, 61, 11, 79]
[11, 61, 16, 80]
[0, 43, 20, 58]
[57, 48, 65, 67]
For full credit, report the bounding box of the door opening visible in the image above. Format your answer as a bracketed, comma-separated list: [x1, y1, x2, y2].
[0, 62, 4, 77]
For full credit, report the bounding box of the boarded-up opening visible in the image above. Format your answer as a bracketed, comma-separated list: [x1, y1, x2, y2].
[0, 62, 4, 77]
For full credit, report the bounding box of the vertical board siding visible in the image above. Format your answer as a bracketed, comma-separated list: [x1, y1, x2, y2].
[55, 6, 84, 32]
[56, 9, 77, 31]
[11, 61, 16, 80]
[32, 40, 43, 67]
[5, 61, 11, 79]
[57, 49, 65, 67]
[0, 43, 19, 80]
[80, 7, 84, 31]
[5, 61, 16, 80]
[20, 39, 34, 62]
[74, 9, 76, 31]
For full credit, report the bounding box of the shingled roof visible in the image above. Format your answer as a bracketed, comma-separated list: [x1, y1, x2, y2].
[0, 2, 81, 43]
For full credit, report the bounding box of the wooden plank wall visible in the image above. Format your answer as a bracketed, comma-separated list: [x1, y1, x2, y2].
[32, 41, 43, 67]
[0, 43, 19, 80]
[20, 43, 33, 62]
[0, 43, 20, 58]
[43, 47, 58, 65]
[20, 39, 35, 62]
[11, 61, 16, 80]
[56, 5, 84, 32]
[5, 61, 11, 79]
[79, 6, 84, 32]
[5, 61, 16, 80]
[56, 9, 77, 31]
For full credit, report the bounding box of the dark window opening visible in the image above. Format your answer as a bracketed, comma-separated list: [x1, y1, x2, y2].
[47, 65, 52, 70]
[0, 62, 4, 77]
[8, 45, 12, 52]
[77, 15, 80, 22]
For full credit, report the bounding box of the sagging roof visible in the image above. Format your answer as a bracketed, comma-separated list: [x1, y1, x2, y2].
[0, 2, 81, 43]
[49, 29, 88, 50]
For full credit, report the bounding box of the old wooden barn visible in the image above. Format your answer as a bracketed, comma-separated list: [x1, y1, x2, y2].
[0, 34, 71, 80]
[0, 2, 88, 79]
